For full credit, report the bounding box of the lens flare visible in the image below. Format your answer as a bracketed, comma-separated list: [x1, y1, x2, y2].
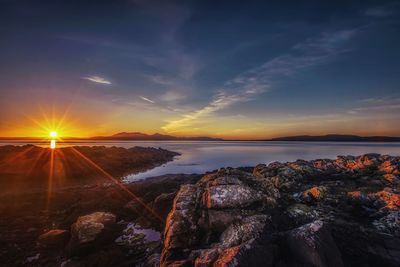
[50, 131, 57, 138]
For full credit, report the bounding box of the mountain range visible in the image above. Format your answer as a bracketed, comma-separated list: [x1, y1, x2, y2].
[268, 134, 400, 142]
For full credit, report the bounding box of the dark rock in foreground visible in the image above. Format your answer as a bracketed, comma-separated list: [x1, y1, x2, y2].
[161, 154, 400, 267]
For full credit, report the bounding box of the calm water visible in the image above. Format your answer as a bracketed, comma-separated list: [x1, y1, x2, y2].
[2, 140, 400, 182]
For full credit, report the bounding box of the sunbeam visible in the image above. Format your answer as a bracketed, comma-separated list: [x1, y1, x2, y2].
[69, 147, 164, 223]
[46, 148, 55, 210]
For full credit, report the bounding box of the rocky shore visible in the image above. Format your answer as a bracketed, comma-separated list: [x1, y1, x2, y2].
[0, 145, 179, 194]
[161, 154, 400, 267]
[0, 145, 185, 266]
[1, 150, 400, 266]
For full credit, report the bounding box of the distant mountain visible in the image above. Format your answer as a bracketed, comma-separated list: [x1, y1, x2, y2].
[89, 132, 224, 141]
[268, 134, 400, 142]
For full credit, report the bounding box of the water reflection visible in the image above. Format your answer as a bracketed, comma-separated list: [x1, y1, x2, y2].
[50, 139, 56, 149]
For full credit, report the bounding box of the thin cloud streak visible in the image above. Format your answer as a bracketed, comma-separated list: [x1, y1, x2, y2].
[140, 96, 155, 104]
[163, 29, 358, 132]
[83, 76, 112, 85]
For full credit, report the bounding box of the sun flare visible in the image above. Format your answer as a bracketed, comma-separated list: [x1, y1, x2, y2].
[50, 131, 57, 138]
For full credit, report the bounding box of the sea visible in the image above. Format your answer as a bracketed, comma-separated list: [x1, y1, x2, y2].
[2, 140, 400, 182]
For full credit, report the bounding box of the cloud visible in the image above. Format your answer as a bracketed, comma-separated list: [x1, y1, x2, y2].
[162, 29, 358, 132]
[83, 76, 111, 85]
[140, 96, 155, 104]
[162, 90, 261, 132]
[364, 7, 392, 17]
[160, 90, 186, 102]
[350, 96, 400, 113]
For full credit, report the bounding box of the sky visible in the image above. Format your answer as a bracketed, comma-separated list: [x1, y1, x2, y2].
[1, 0, 400, 139]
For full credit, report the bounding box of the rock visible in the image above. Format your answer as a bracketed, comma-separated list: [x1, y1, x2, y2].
[220, 215, 267, 248]
[373, 211, 400, 236]
[383, 174, 400, 184]
[374, 188, 400, 210]
[72, 212, 116, 243]
[152, 192, 176, 220]
[37, 229, 69, 248]
[286, 220, 344, 267]
[125, 198, 146, 215]
[67, 212, 116, 255]
[115, 223, 146, 247]
[162, 184, 201, 264]
[160, 155, 400, 267]
[25, 253, 40, 263]
[302, 186, 327, 201]
[140, 253, 161, 267]
[207, 209, 245, 233]
[202, 184, 263, 209]
[286, 204, 319, 225]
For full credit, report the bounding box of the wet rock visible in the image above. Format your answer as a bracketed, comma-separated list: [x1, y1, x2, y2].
[37, 229, 69, 248]
[115, 223, 146, 247]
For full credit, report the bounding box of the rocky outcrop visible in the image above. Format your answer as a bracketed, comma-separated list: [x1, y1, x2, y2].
[161, 154, 400, 267]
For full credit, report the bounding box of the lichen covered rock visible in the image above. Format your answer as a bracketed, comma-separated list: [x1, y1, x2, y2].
[161, 154, 400, 267]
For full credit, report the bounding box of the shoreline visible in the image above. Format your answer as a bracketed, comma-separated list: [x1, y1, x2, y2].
[1, 146, 400, 266]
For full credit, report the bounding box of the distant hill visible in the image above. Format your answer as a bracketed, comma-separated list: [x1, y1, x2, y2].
[268, 134, 400, 142]
[89, 132, 224, 141]
[1, 133, 400, 142]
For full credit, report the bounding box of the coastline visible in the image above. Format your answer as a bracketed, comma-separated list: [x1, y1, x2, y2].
[1, 145, 400, 266]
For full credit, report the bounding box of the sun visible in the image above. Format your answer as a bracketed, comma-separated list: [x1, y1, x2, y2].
[50, 131, 57, 138]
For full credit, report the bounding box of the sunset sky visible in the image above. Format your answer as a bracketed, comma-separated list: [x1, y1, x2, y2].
[1, 0, 400, 139]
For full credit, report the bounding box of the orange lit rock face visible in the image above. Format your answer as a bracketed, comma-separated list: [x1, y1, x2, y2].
[303, 186, 325, 200]
[383, 174, 399, 183]
[214, 246, 241, 267]
[374, 189, 400, 210]
[379, 160, 399, 174]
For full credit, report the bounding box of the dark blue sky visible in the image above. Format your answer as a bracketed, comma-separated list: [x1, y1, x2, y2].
[1, 0, 400, 138]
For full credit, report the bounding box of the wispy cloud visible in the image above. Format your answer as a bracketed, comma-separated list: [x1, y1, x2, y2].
[162, 90, 261, 132]
[350, 96, 400, 113]
[83, 76, 111, 85]
[163, 29, 358, 132]
[140, 96, 155, 104]
[364, 7, 392, 17]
